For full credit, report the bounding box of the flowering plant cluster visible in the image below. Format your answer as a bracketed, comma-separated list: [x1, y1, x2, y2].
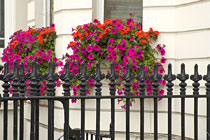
[1, 24, 59, 95]
[60, 18, 166, 105]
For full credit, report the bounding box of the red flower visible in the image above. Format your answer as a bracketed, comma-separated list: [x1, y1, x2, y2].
[141, 39, 146, 45]
[154, 31, 159, 35]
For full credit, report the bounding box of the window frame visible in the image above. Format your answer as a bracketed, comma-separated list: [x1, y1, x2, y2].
[0, 0, 15, 56]
[95, 0, 143, 24]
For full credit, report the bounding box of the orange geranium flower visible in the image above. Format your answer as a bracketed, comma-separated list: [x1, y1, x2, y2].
[70, 41, 75, 46]
[97, 23, 103, 30]
[37, 35, 43, 44]
[154, 31, 159, 35]
[141, 39, 146, 45]
[99, 33, 103, 38]
[10, 40, 18, 48]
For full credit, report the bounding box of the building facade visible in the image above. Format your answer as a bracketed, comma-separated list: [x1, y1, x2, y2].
[0, 0, 210, 139]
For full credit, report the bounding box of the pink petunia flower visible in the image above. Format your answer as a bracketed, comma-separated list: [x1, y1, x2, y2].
[87, 54, 94, 60]
[86, 45, 93, 53]
[161, 57, 166, 64]
[108, 38, 114, 43]
[53, 57, 57, 62]
[94, 45, 100, 51]
[116, 23, 123, 30]
[94, 36, 100, 42]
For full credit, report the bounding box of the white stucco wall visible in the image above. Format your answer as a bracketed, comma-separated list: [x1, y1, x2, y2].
[0, 0, 27, 139]
[22, 0, 210, 140]
[144, 0, 210, 139]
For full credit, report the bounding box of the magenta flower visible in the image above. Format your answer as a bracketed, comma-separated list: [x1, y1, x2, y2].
[89, 83, 94, 88]
[94, 36, 100, 42]
[90, 31, 95, 36]
[127, 18, 133, 24]
[47, 56, 51, 61]
[74, 54, 80, 59]
[147, 86, 153, 95]
[53, 57, 57, 62]
[132, 59, 137, 65]
[93, 19, 99, 23]
[86, 35, 90, 40]
[47, 50, 52, 55]
[161, 57, 166, 63]
[57, 61, 63, 66]
[107, 45, 115, 52]
[117, 90, 123, 95]
[129, 37, 134, 41]
[87, 54, 94, 60]
[94, 45, 100, 51]
[88, 78, 94, 84]
[100, 51, 104, 55]
[37, 58, 43, 64]
[28, 38, 35, 43]
[50, 23, 55, 28]
[160, 48, 166, 56]
[108, 38, 114, 43]
[114, 65, 120, 71]
[131, 66, 137, 70]
[86, 45, 93, 52]
[112, 20, 117, 24]
[42, 54, 48, 60]
[116, 23, 122, 29]
[111, 28, 117, 34]
[121, 44, 126, 50]
[14, 54, 20, 59]
[162, 80, 166, 85]
[83, 24, 88, 30]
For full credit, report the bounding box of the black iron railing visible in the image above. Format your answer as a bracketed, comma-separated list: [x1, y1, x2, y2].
[0, 60, 210, 140]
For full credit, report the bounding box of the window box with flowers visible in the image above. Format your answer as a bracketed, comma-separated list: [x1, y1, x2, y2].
[59, 17, 166, 108]
[1, 24, 60, 97]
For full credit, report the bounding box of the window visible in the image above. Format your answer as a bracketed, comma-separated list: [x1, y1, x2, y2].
[45, 0, 53, 26]
[0, 0, 4, 48]
[93, 0, 143, 23]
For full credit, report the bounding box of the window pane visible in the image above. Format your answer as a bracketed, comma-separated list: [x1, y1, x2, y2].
[0, 40, 4, 48]
[104, 0, 142, 22]
[0, 0, 4, 38]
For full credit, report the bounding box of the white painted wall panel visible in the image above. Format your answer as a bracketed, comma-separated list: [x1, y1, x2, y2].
[144, 1, 210, 32]
[54, 10, 92, 35]
[27, 0, 35, 21]
[55, 35, 73, 58]
[54, 0, 92, 12]
[175, 30, 210, 59]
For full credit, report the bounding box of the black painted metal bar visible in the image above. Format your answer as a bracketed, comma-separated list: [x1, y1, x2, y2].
[151, 64, 162, 140]
[28, 61, 39, 140]
[92, 63, 105, 140]
[203, 64, 210, 140]
[2, 63, 11, 140]
[177, 63, 189, 140]
[1, 94, 209, 101]
[43, 61, 58, 140]
[11, 60, 20, 140]
[35, 62, 41, 140]
[91, 134, 93, 140]
[106, 62, 118, 140]
[77, 62, 88, 140]
[136, 63, 146, 140]
[30, 100, 35, 140]
[122, 63, 133, 140]
[86, 133, 89, 140]
[190, 64, 202, 140]
[60, 62, 74, 140]
[19, 63, 26, 140]
[164, 64, 176, 140]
